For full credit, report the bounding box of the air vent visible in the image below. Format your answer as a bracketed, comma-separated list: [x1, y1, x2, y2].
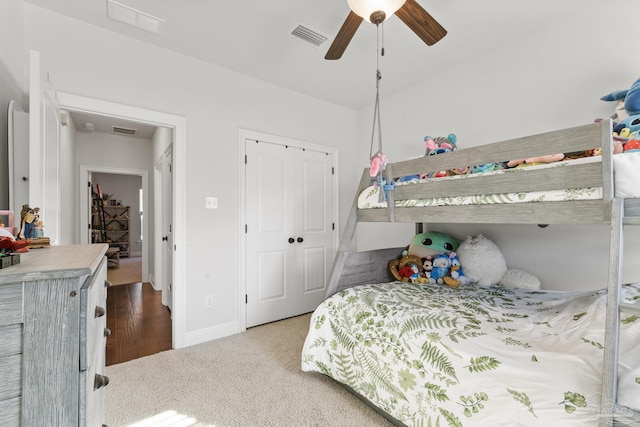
[290, 24, 328, 47]
[112, 126, 137, 136]
[107, 0, 164, 34]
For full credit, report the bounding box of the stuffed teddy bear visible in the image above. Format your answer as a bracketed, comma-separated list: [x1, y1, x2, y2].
[456, 234, 540, 290]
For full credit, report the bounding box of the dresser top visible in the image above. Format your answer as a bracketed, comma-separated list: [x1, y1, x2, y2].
[0, 244, 108, 284]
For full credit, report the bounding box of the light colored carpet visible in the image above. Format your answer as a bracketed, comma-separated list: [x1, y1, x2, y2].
[107, 256, 142, 286]
[105, 313, 394, 427]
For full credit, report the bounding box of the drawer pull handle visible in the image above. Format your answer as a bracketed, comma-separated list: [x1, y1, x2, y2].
[104, 327, 111, 337]
[105, 280, 113, 288]
[95, 306, 106, 318]
[94, 374, 110, 390]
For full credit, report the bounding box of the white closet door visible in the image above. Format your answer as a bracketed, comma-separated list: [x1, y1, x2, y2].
[293, 148, 334, 315]
[245, 140, 333, 327]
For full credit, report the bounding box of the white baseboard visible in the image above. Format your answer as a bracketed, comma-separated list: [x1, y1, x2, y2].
[184, 321, 241, 347]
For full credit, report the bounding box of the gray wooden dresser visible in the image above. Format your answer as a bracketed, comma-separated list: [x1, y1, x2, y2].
[0, 244, 110, 426]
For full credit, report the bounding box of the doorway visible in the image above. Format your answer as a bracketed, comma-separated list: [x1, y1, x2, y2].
[56, 91, 188, 349]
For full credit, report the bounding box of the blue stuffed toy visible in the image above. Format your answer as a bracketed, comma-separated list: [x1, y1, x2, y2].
[601, 77, 640, 138]
[601, 77, 640, 117]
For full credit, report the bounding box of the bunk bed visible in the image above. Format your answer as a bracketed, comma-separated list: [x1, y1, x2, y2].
[301, 119, 640, 427]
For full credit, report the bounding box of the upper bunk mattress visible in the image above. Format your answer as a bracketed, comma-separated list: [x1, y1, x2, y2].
[358, 152, 640, 209]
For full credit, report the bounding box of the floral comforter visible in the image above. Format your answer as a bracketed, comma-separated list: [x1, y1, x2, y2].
[301, 282, 640, 426]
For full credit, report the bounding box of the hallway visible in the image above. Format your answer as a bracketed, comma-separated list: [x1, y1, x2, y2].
[106, 258, 172, 366]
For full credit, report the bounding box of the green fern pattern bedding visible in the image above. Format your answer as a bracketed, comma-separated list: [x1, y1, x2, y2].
[301, 282, 640, 426]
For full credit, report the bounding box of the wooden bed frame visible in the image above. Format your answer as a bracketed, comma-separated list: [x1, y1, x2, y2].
[325, 119, 640, 427]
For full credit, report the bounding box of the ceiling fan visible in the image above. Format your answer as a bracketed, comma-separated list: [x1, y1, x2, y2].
[325, 0, 447, 60]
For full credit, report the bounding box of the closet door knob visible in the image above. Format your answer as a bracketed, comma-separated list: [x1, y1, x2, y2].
[297, 237, 303, 243]
[94, 374, 110, 390]
[105, 280, 113, 288]
[95, 306, 106, 318]
[104, 328, 111, 337]
[288, 238, 295, 244]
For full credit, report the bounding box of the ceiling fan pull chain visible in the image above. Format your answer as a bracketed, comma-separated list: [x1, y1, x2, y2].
[381, 22, 385, 57]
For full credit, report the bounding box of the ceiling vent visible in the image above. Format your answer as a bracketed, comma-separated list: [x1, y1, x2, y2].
[290, 24, 328, 47]
[107, 0, 165, 34]
[112, 126, 137, 136]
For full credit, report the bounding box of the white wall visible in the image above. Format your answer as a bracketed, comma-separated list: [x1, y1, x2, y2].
[355, 1, 640, 290]
[22, 4, 356, 343]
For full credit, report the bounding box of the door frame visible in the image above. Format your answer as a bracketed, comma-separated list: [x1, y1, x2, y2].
[57, 91, 188, 349]
[79, 165, 149, 278]
[237, 128, 339, 332]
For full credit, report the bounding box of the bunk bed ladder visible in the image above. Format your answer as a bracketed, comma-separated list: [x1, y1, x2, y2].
[325, 170, 372, 298]
[600, 198, 640, 426]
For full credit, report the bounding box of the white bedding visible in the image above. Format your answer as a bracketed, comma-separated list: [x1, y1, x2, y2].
[301, 282, 640, 426]
[359, 154, 640, 209]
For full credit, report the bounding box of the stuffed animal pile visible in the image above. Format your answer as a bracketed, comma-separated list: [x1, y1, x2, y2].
[389, 231, 541, 290]
[389, 231, 467, 287]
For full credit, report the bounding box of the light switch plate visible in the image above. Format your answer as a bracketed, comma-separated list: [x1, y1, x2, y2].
[205, 197, 218, 209]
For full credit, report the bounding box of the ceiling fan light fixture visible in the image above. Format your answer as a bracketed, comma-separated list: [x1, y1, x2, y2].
[347, 0, 406, 23]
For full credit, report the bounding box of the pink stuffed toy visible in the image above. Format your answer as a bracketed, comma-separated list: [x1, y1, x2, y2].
[369, 151, 388, 177]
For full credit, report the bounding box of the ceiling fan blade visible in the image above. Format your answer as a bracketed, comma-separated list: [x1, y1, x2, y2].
[395, 0, 447, 46]
[325, 11, 363, 60]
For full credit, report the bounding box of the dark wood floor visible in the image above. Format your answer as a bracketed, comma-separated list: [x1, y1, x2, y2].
[106, 282, 172, 366]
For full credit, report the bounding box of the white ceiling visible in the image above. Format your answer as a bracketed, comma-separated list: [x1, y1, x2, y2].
[25, 0, 589, 112]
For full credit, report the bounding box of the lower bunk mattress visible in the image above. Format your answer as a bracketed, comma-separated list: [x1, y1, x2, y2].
[301, 282, 640, 426]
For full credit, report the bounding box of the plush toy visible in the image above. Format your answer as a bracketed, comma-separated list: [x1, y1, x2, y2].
[422, 134, 457, 178]
[390, 231, 461, 282]
[389, 254, 427, 283]
[430, 253, 452, 284]
[424, 134, 457, 156]
[406, 231, 460, 258]
[469, 163, 503, 174]
[601, 78, 640, 139]
[613, 115, 640, 139]
[447, 252, 471, 287]
[506, 153, 565, 168]
[369, 151, 388, 177]
[624, 139, 640, 153]
[456, 234, 540, 290]
[601, 77, 640, 118]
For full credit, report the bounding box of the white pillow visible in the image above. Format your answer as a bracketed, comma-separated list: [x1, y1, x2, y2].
[613, 151, 640, 198]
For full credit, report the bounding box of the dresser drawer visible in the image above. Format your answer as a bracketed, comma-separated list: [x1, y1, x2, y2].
[80, 257, 108, 371]
[80, 338, 107, 426]
[0, 324, 22, 358]
[0, 395, 20, 426]
[0, 354, 22, 401]
[0, 283, 22, 327]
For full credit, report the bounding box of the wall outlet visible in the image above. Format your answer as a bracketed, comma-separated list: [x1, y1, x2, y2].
[205, 294, 214, 308]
